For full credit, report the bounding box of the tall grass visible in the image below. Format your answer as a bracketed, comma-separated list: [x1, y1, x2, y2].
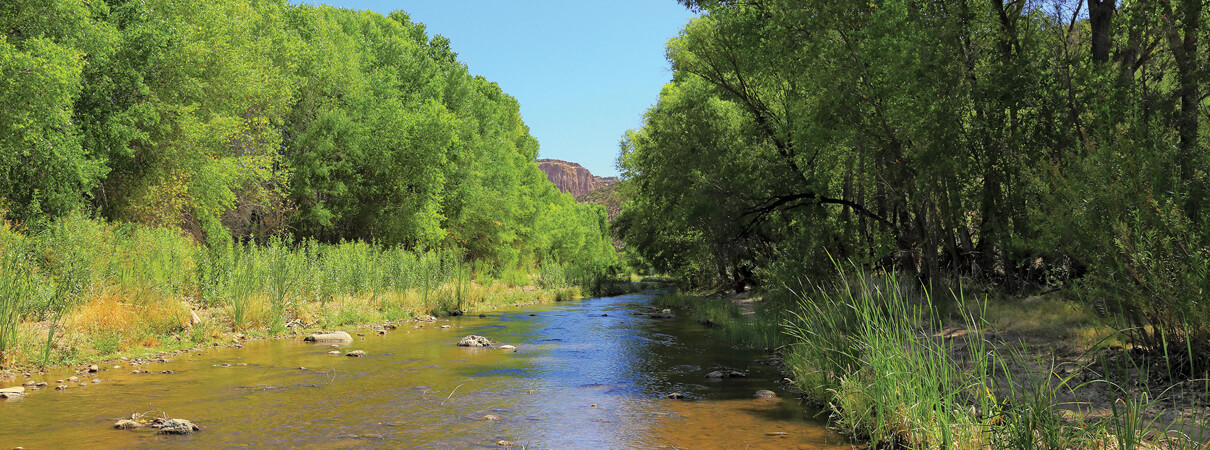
[0, 213, 622, 369]
[781, 264, 1210, 448]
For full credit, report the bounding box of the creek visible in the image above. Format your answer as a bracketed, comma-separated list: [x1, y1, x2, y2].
[0, 292, 846, 448]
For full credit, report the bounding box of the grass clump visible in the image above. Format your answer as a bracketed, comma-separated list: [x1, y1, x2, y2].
[780, 264, 1210, 449]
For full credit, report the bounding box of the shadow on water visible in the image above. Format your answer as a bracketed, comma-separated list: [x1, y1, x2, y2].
[0, 292, 848, 448]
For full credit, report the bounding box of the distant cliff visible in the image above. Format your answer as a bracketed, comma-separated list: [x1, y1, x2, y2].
[536, 159, 618, 198]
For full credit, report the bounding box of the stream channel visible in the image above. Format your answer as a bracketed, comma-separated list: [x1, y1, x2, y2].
[1, 291, 847, 448]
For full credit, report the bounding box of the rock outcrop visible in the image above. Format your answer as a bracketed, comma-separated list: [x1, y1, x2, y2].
[536, 159, 618, 198]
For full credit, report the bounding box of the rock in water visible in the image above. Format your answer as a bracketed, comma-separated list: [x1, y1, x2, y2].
[664, 393, 685, 399]
[345, 350, 366, 358]
[303, 331, 354, 343]
[705, 371, 725, 379]
[0, 387, 25, 399]
[88, 364, 99, 373]
[113, 419, 144, 430]
[457, 335, 492, 347]
[155, 419, 199, 435]
[754, 390, 777, 399]
[498, 345, 516, 351]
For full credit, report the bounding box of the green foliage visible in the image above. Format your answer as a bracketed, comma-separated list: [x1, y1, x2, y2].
[623, 0, 1210, 372]
[0, 1, 618, 302]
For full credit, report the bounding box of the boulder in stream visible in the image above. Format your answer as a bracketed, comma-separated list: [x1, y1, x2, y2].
[113, 419, 144, 430]
[303, 331, 354, 343]
[457, 335, 492, 347]
[154, 418, 200, 435]
[346, 350, 366, 358]
[705, 371, 725, 379]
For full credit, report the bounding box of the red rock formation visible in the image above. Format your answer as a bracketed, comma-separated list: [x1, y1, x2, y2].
[536, 159, 618, 198]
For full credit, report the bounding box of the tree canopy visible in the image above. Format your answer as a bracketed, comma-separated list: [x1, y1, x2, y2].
[619, 0, 1209, 351]
[0, 0, 615, 272]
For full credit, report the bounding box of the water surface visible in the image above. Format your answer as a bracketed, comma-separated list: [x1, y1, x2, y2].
[1, 292, 847, 448]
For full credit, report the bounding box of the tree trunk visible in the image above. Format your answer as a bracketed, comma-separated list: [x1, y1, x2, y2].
[1089, 0, 1116, 64]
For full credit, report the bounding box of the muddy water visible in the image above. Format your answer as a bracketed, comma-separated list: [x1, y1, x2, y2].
[0, 292, 847, 448]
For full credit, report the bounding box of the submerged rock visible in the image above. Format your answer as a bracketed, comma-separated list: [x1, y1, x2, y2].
[754, 390, 777, 399]
[498, 345, 516, 351]
[664, 393, 685, 400]
[303, 331, 354, 343]
[346, 350, 366, 358]
[482, 414, 502, 420]
[457, 335, 492, 347]
[705, 371, 725, 379]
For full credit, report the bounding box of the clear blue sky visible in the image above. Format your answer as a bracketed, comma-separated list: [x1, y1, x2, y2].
[303, 1, 697, 177]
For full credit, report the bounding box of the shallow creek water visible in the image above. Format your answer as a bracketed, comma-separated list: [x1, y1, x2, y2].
[0, 292, 847, 448]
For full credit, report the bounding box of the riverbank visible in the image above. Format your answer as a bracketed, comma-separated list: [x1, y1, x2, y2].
[0, 215, 637, 376]
[0, 281, 605, 380]
[656, 275, 1210, 449]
